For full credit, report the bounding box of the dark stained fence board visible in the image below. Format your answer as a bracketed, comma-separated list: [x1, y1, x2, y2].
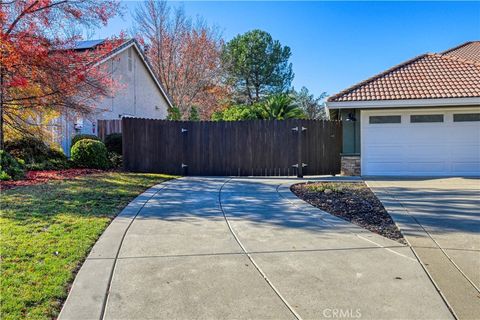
[97, 119, 122, 141]
[122, 118, 342, 176]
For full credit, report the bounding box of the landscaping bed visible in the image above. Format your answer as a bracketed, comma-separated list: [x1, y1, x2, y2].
[0, 172, 175, 319]
[0, 168, 103, 190]
[291, 182, 405, 243]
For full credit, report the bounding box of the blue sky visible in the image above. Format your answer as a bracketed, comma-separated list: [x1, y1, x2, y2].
[92, 1, 480, 99]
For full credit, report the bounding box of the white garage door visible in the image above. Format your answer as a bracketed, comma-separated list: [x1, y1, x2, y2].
[361, 107, 480, 176]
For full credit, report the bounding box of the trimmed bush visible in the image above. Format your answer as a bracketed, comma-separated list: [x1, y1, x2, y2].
[0, 150, 25, 181]
[26, 159, 71, 171]
[108, 152, 123, 168]
[71, 139, 109, 169]
[104, 133, 122, 155]
[71, 134, 101, 148]
[4, 137, 68, 170]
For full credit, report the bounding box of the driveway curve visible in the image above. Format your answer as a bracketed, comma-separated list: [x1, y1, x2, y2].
[60, 177, 453, 320]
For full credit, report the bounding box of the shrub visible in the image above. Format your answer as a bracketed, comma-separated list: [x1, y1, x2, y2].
[26, 159, 72, 171]
[71, 139, 109, 169]
[6, 137, 53, 163]
[0, 150, 25, 181]
[104, 133, 122, 155]
[4, 137, 68, 170]
[167, 106, 182, 120]
[71, 134, 101, 147]
[108, 152, 123, 169]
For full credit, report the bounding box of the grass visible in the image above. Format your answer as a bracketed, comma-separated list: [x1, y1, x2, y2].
[0, 172, 175, 319]
[304, 182, 355, 193]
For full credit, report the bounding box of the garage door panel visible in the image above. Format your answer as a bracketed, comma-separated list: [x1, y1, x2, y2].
[364, 145, 404, 160]
[364, 130, 408, 144]
[406, 162, 447, 174]
[365, 161, 405, 175]
[406, 144, 448, 158]
[404, 126, 446, 142]
[452, 162, 480, 173]
[361, 108, 480, 176]
[448, 127, 480, 140]
[449, 145, 480, 161]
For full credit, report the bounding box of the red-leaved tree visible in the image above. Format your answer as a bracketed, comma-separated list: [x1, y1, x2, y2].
[0, 0, 121, 148]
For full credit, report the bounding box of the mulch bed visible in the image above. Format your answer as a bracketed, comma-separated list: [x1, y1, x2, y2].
[0, 169, 103, 190]
[291, 182, 406, 244]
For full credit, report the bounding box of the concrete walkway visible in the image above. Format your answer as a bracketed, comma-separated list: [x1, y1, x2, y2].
[367, 178, 480, 320]
[60, 177, 452, 320]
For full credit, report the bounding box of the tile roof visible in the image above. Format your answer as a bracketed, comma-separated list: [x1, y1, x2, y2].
[328, 41, 480, 102]
[442, 41, 480, 63]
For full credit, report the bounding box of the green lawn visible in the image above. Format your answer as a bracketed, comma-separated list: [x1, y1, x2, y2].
[0, 172, 175, 319]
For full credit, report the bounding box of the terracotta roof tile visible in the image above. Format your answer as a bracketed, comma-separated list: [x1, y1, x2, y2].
[328, 41, 480, 102]
[442, 41, 480, 63]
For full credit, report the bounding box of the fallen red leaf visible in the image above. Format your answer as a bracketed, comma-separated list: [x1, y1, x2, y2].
[0, 169, 104, 190]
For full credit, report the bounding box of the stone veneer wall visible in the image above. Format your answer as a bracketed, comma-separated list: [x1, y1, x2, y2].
[341, 156, 361, 176]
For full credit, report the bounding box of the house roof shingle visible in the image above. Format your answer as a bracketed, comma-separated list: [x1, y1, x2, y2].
[328, 41, 480, 102]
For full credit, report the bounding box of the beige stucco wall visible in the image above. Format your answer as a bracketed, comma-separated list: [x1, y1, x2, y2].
[56, 45, 170, 155]
[94, 46, 169, 120]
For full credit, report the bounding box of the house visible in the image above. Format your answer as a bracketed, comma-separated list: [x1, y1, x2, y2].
[326, 41, 480, 177]
[53, 39, 173, 155]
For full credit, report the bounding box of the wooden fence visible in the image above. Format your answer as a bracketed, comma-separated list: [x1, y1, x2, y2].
[97, 119, 122, 141]
[122, 118, 342, 177]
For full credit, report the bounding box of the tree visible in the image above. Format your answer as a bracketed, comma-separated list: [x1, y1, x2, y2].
[259, 94, 305, 120]
[212, 94, 304, 121]
[133, 0, 228, 120]
[222, 29, 294, 105]
[166, 106, 182, 120]
[211, 104, 264, 121]
[0, 0, 121, 148]
[292, 87, 327, 119]
[188, 106, 200, 121]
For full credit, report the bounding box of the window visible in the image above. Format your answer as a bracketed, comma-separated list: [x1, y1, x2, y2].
[410, 114, 444, 123]
[453, 113, 480, 122]
[369, 115, 401, 124]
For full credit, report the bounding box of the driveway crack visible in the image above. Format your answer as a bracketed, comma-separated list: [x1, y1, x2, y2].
[218, 178, 303, 320]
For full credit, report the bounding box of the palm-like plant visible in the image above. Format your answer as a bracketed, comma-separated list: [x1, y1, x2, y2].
[259, 94, 305, 120]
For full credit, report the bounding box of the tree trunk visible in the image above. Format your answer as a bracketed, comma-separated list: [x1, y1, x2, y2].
[0, 69, 4, 150]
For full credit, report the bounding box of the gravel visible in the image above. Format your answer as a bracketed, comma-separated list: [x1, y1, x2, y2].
[291, 182, 406, 244]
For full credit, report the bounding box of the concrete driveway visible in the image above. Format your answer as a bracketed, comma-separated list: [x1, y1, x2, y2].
[367, 178, 480, 320]
[60, 177, 452, 320]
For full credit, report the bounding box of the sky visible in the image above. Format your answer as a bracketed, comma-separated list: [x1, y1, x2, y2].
[90, 1, 480, 99]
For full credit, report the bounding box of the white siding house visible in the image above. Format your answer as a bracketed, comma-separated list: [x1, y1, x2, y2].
[54, 39, 172, 155]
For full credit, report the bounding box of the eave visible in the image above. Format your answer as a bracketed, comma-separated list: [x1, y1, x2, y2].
[326, 97, 480, 109]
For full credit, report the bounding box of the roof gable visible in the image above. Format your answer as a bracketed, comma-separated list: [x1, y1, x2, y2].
[328, 41, 480, 103]
[75, 39, 173, 108]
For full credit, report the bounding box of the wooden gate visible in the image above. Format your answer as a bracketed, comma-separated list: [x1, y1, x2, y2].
[122, 118, 342, 176]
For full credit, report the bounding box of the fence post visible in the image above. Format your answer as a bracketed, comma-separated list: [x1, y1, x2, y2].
[297, 119, 303, 178]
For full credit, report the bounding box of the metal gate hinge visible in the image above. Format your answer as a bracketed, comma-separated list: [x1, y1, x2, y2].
[292, 126, 307, 132]
[292, 163, 308, 168]
[181, 163, 188, 168]
[181, 128, 188, 133]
